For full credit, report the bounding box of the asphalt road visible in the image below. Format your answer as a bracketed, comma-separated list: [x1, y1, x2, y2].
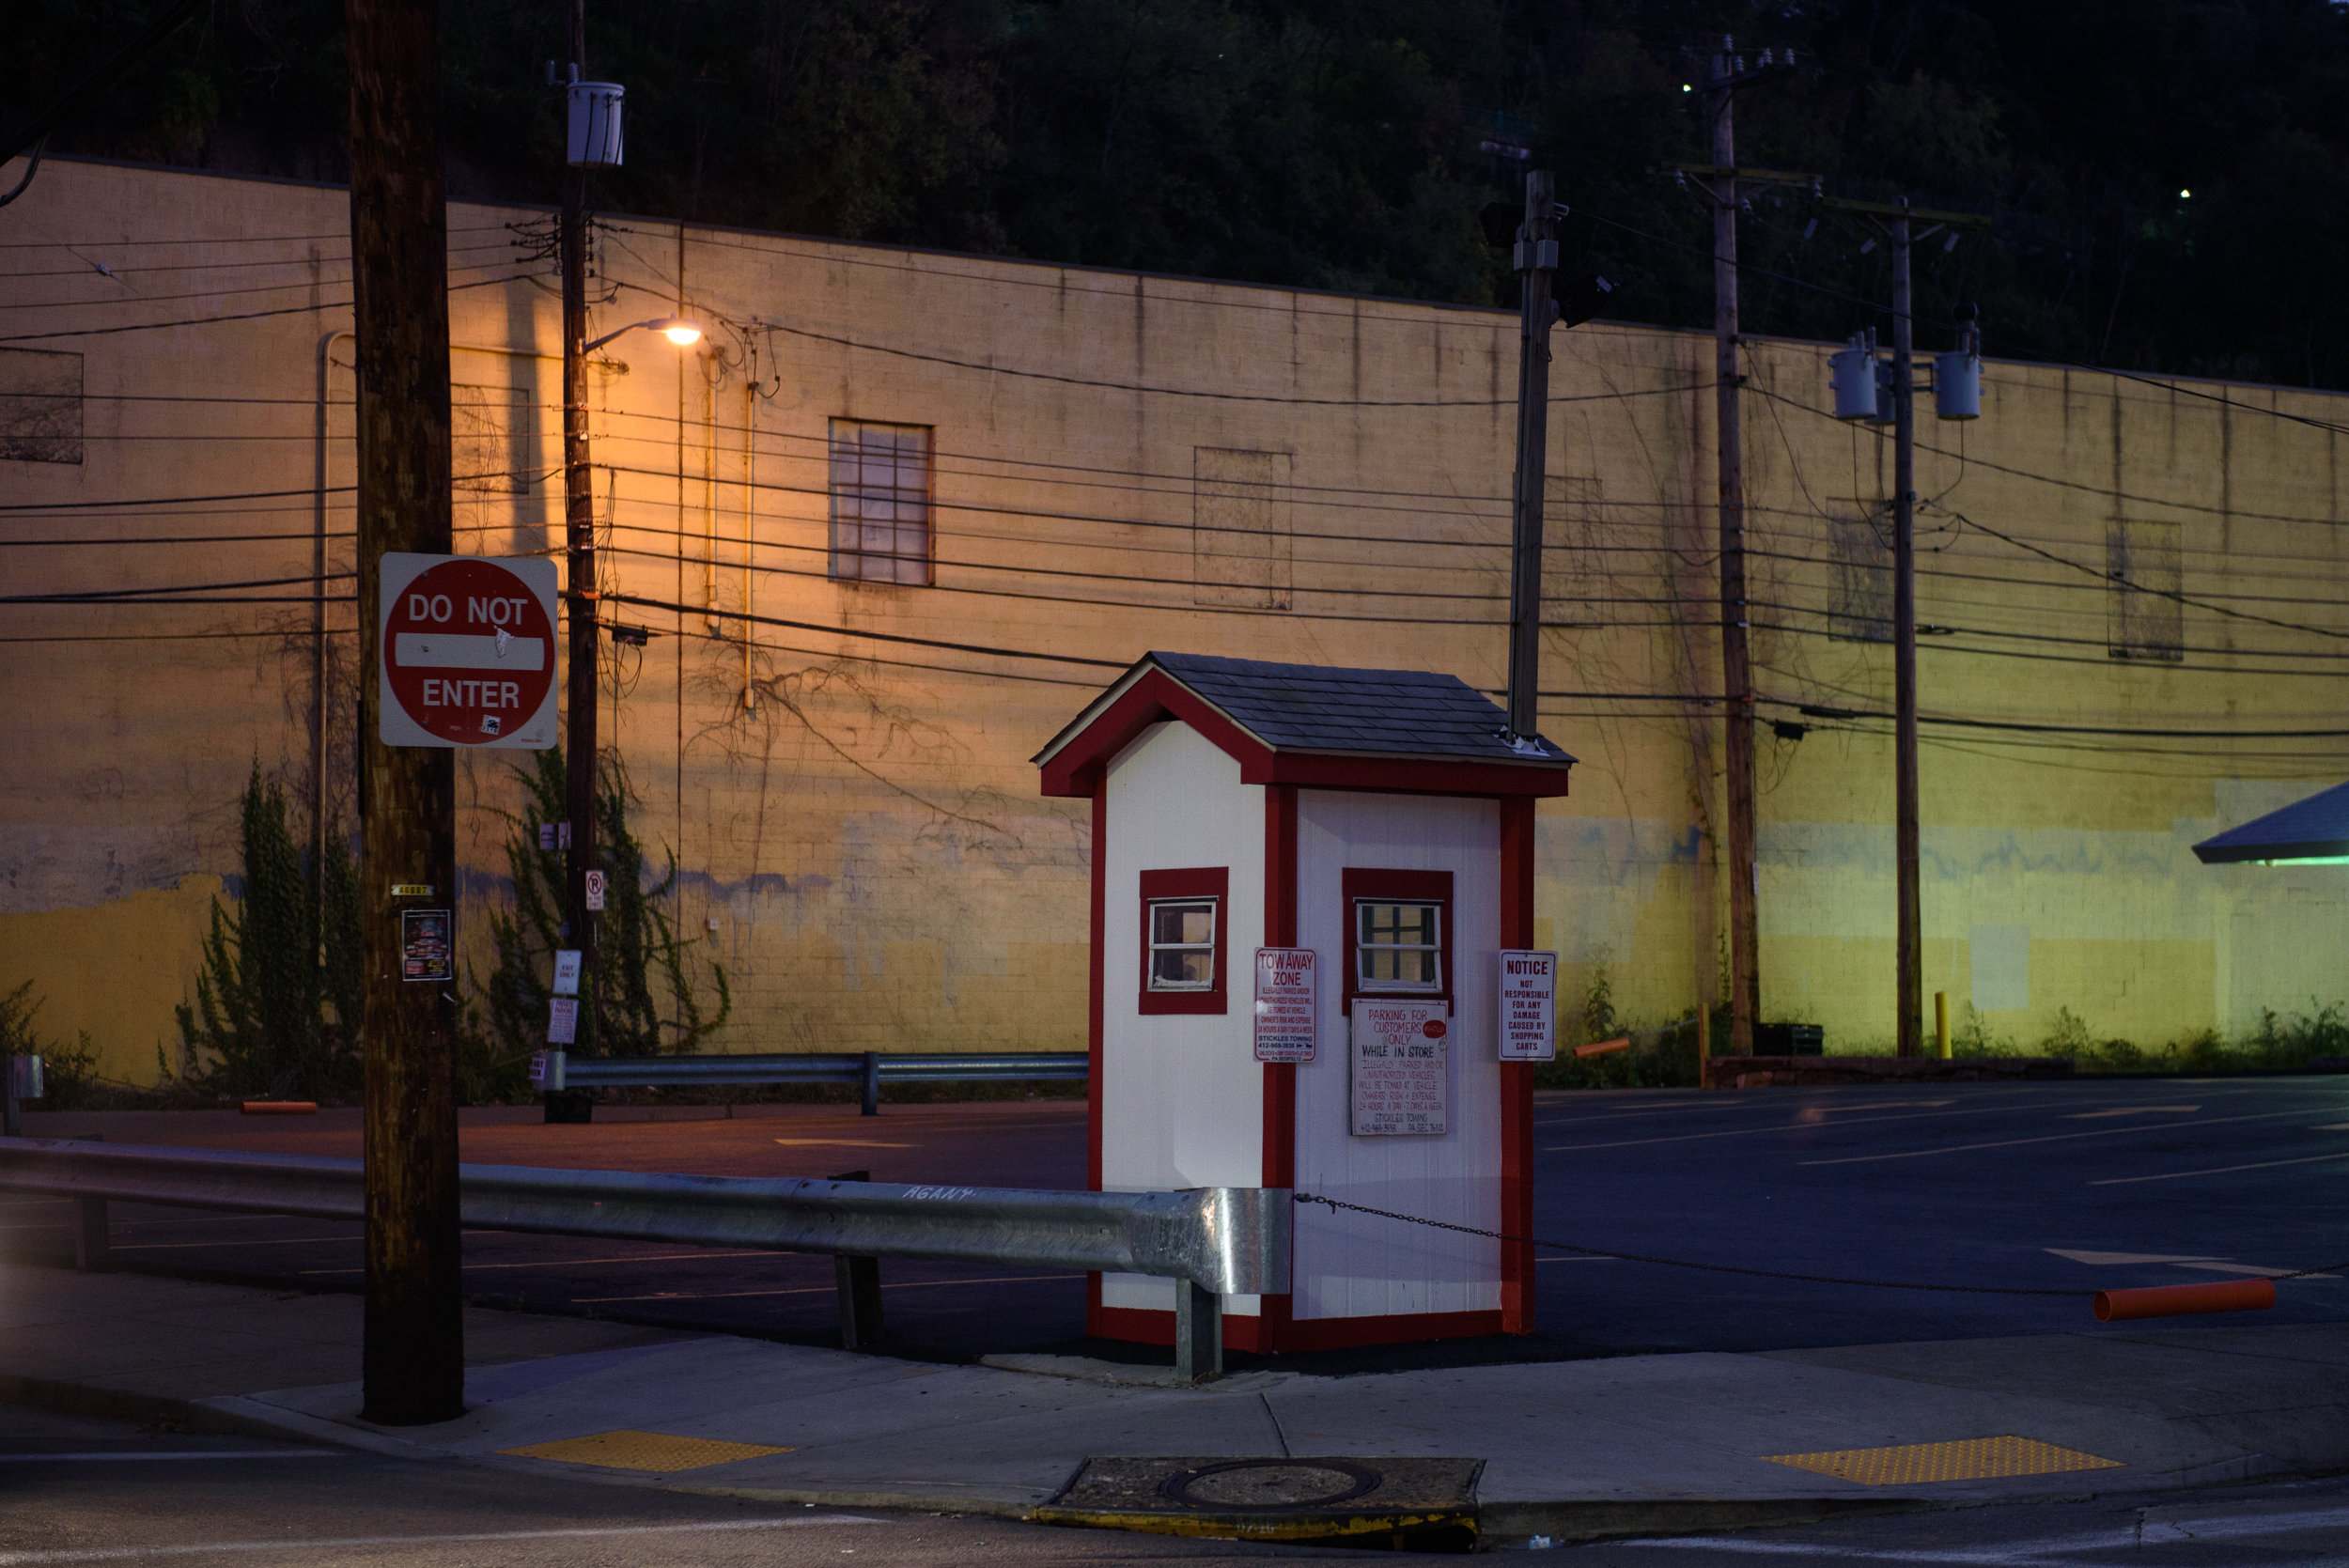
[6, 1405, 2348, 1566]
[7, 1077, 2344, 1367]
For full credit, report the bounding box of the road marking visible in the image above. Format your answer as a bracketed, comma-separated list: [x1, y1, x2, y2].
[1762, 1434, 2122, 1486]
[0, 1451, 343, 1463]
[0, 1516, 882, 1565]
[574, 1271, 1081, 1303]
[1797, 1107, 2324, 1166]
[2089, 1150, 2349, 1185]
[2064, 1105, 2198, 1118]
[2045, 1248, 2217, 1265]
[1549, 1098, 2130, 1153]
[498, 1429, 792, 1471]
[117, 1236, 357, 1252]
[299, 1248, 775, 1276]
[1617, 1503, 2349, 1560]
[2314, 1122, 2349, 1130]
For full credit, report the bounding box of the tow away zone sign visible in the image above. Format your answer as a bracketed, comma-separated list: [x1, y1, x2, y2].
[379, 552, 558, 749]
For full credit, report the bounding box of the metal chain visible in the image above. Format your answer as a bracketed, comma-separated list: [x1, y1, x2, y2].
[1292, 1191, 2347, 1296]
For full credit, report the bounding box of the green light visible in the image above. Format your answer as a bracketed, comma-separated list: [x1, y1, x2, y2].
[2179, 188, 2191, 198]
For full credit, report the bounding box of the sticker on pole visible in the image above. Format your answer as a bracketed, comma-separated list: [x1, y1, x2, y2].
[1498, 949, 1559, 1060]
[379, 552, 559, 748]
[1350, 999, 1449, 1137]
[400, 908, 453, 983]
[1252, 948, 1318, 1063]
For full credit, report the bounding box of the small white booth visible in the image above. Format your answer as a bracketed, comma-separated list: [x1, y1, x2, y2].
[1035, 652, 1575, 1352]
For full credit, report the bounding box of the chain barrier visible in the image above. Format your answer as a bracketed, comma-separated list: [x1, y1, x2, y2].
[1293, 1191, 2347, 1296]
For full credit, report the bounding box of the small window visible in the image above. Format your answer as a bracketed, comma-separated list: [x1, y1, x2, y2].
[1147, 899, 1218, 989]
[1356, 901, 1443, 991]
[830, 418, 933, 585]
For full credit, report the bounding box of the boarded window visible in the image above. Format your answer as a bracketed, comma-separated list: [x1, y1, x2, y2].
[451, 384, 531, 493]
[829, 420, 932, 585]
[1192, 447, 1292, 609]
[0, 348, 84, 464]
[2107, 518, 2183, 661]
[1828, 511, 1893, 643]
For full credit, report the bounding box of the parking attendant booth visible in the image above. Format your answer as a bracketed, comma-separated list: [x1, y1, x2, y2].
[1035, 652, 1576, 1352]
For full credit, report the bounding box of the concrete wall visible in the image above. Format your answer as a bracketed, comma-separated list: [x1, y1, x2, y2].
[6, 156, 2348, 1083]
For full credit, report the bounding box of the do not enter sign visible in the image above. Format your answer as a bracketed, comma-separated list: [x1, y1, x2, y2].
[379, 552, 559, 749]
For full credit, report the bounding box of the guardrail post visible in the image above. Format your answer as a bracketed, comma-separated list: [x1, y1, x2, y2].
[828, 1168, 883, 1349]
[860, 1051, 880, 1117]
[1174, 1279, 1221, 1384]
[76, 1198, 108, 1269]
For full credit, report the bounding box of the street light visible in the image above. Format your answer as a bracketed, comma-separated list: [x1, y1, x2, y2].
[583, 315, 704, 352]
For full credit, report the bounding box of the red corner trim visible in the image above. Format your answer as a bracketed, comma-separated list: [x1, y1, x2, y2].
[1500, 797, 1536, 1333]
[1038, 669, 1273, 796]
[1260, 753, 1573, 798]
[1260, 784, 1299, 1347]
[1087, 781, 1106, 1195]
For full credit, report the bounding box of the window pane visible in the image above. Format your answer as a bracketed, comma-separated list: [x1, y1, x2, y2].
[1153, 902, 1214, 945]
[1152, 949, 1213, 986]
[829, 419, 932, 585]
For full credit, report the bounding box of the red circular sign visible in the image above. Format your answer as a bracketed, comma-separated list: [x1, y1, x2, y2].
[1423, 1018, 1448, 1039]
[383, 559, 555, 743]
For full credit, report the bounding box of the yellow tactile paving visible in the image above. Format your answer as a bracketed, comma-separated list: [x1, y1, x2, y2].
[1762, 1435, 2125, 1486]
[498, 1429, 794, 1472]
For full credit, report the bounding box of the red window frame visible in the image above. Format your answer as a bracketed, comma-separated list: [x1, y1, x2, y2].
[1139, 866, 1229, 1015]
[1341, 867, 1454, 1009]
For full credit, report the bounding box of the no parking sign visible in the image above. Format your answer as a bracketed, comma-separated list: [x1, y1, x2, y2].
[378, 552, 559, 749]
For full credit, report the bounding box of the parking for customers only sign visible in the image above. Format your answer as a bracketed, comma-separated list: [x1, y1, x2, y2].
[379, 553, 558, 749]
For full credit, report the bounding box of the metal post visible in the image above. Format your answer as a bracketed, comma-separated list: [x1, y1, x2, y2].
[2, 1059, 18, 1139]
[347, 0, 464, 1426]
[76, 1197, 108, 1269]
[1891, 204, 1922, 1059]
[1504, 169, 1558, 740]
[860, 1050, 880, 1117]
[560, 0, 600, 1056]
[1709, 39, 1761, 1057]
[1174, 1279, 1222, 1384]
[827, 1168, 882, 1348]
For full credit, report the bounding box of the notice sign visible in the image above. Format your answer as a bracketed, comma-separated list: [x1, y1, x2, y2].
[1252, 948, 1318, 1063]
[547, 998, 579, 1045]
[1349, 999, 1449, 1137]
[400, 908, 453, 983]
[379, 552, 559, 749]
[1498, 949, 1560, 1060]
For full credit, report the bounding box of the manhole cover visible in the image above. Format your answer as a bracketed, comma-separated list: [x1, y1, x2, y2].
[1162, 1458, 1382, 1511]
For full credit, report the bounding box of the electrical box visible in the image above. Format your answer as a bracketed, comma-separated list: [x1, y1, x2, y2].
[567, 82, 626, 168]
[1830, 337, 1877, 421]
[1936, 349, 1981, 420]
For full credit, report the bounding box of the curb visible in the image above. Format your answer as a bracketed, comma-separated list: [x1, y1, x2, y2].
[1480, 1496, 1937, 1546]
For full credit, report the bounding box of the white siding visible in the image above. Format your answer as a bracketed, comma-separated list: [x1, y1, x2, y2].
[1100, 722, 1267, 1315]
[1292, 789, 1502, 1320]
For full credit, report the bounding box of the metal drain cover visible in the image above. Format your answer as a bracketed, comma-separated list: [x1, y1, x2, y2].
[1040, 1454, 1483, 1549]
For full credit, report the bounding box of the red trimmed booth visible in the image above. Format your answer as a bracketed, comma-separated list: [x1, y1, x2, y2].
[1034, 652, 1574, 1353]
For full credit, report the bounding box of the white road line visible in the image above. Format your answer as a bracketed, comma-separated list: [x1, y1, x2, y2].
[575, 1270, 1081, 1303]
[1548, 1099, 2123, 1153]
[0, 1451, 344, 1463]
[1617, 1502, 2349, 1562]
[1797, 1107, 2325, 1166]
[0, 1516, 881, 1565]
[117, 1236, 357, 1252]
[2089, 1150, 2349, 1185]
[2063, 1105, 2198, 1119]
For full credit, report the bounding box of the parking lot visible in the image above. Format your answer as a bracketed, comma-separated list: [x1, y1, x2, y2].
[7, 1076, 2343, 1366]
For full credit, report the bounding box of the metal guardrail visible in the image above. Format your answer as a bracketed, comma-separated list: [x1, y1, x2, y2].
[0, 1136, 1283, 1381]
[531, 1049, 1089, 1117]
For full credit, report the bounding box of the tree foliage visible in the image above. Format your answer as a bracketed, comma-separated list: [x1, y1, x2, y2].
[173, 765, 363, 1099]
[18, 2, 2349, 384]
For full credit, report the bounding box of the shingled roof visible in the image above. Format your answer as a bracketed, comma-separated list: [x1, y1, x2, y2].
[2193, 780, 2349, 864]
[1034, 651, 1574, 796]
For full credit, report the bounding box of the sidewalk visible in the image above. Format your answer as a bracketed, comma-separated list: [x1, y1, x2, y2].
[3, 1262, 2344, 1545]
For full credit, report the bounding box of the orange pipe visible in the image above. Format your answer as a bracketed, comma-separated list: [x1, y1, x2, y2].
[1574, 1036, 1633, 1059]
[240, 1100, 319, 1116]
[2093, 1279, 2275, 1322]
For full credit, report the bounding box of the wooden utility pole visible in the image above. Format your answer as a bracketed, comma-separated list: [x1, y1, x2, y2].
[346, 0, 462, 1424]
[1889, 203, 1921, 1058]
[1504, 169, 1558, 740]
[1703, 39, 1761, 1057]
[560, 0, 600, 1050]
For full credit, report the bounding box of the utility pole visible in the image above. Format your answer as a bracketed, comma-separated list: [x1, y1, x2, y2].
[1889, 202, 1921, 1059]
[346, 0, 462, 1424]
[1822, 194, 1988, 1056]
[560, 0, 599, 1052]
[1687, 37, 1798, 1056]
[1504, 169, 1558, 740]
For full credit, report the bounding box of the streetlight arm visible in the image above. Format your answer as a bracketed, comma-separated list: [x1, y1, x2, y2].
[583, 316, 703, 353]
